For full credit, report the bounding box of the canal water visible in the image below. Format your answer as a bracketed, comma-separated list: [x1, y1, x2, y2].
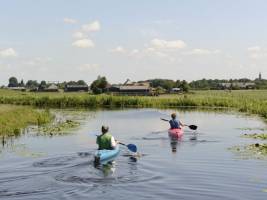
[0, 109, 267, 200]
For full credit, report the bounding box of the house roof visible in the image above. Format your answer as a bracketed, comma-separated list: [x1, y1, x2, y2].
[47, 84, 58, 90]
[119, 85, 150, 90]
[66, 85, 88, 88]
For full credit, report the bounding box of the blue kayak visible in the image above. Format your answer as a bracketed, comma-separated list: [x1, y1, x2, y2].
[94, 146, 120, 164]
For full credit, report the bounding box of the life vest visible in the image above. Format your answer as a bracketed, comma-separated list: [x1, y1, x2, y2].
[97, 133, 112, 150]
[169, 119, 180, 129]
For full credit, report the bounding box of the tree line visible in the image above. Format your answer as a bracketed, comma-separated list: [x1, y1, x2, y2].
[5, 76, 267, 94]
[7, 77, 88, 89]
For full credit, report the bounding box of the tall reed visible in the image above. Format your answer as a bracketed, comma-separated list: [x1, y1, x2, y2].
[0, 89, 267, 119]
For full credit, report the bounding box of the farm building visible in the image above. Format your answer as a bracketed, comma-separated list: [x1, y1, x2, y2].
[170, 88, 181, 93]
[119, 85, 151, 95]
[106, 85, 120, 92]
[219, 82, 256, 89]
[107, 85, 152, 95]
[39, 84, 59, 92]
[64, 85, 89, 92]
[7, 87, 26, 91]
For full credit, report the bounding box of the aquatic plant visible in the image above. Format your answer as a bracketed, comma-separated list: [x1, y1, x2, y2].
[38, 119, 80, 136]
[242, 133, 267, 140]
[229, 143, 267, 159]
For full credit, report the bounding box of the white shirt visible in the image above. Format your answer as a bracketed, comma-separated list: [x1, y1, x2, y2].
[111, 136, 117, 148]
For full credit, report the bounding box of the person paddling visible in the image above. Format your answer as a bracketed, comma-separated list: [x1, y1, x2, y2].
[96, 126, 118, 150]
[169, 113, 184, 129]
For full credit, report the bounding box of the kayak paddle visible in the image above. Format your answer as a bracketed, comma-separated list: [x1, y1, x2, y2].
[185, 124, 198, 130]
[118, 142, 137, 153]
[160, 118, 198, 130]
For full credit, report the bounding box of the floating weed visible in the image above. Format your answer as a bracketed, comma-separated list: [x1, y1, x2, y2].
[237, 127, 267, 131]
[229, 143, 267, 160]
[242, 133, 267, 140]
[38, 119, 80, 136]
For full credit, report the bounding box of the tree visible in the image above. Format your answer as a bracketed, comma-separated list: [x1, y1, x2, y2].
[38, 80, 47, 90]
[180, 80, 190, 92]
[149, 79, 176, 91]
[19, 79, 25, 87]
[8, 77, 18, 87]
[26, 80, 39, 88]
[90, 76, 108, 94]
[77, 80, 87, 85]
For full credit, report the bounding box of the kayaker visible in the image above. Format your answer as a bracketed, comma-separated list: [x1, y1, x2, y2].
[169, 113, 184, 129]
[96, 126, 118, 150]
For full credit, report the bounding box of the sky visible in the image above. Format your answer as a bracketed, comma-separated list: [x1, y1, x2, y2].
[1, 0, 267, 85]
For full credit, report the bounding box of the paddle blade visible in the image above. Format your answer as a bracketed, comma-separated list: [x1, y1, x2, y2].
[188, 125, 198, 130]
[127, 144, 137, 152]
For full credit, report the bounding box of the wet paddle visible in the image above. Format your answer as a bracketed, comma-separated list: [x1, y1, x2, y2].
[160, 118, 198, 130]
[118, 142, 137, 153]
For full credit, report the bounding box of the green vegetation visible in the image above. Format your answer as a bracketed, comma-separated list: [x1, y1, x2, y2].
[90, 76, 108, 94]
[243, 133, 267, 140]
[230, 132, 267, 159]
[148, 79, 189, 92]
[229, 143, 267, 159]
[0, 105, 52, 136]
[38, 119, 80, 136]
[1, 89, 267, 119]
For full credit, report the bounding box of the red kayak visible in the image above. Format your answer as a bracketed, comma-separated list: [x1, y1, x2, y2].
[168, 128, 184, 138]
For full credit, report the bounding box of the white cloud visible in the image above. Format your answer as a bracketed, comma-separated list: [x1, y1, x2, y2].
[247, 46, 261, 52]
[150, 38, 187, 50]
[110, 46, 126, 53]
[24, 57, 52, 66]
[247, 46, 267, 59]
[72, 39, 95, 48]
[249, 52, 267, 59]
[78, 64, 99, 71]
[144, 47, 155, 53]
[129, 49, 139, 56]
[0, 48, 17, 58]
[142, 47, 176, 62]
[72, 31, 86, 39]
[183, 48, 221, 55]
[63, 18, 77, 24]
[82, 20, 101, 32]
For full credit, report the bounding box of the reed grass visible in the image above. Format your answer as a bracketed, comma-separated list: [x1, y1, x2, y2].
[0, 105, 52, 136]
[0, 89, 267, 119]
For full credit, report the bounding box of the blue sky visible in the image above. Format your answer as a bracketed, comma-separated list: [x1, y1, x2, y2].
[0, 0, 267, 85]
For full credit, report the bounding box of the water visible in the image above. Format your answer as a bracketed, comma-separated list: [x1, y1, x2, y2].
[1, 109, 267, 200]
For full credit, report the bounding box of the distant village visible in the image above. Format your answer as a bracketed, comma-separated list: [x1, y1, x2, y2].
[2, 73, 266, 96]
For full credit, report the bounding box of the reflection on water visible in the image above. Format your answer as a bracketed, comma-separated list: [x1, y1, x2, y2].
[94, 161, 116, 177]
[169, 136, 181, 153]
[1, 108, 267, 200]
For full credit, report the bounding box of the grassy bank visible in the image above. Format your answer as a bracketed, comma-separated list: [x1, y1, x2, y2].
[0, 89, 267, 119]
[0, 105, 52, 136]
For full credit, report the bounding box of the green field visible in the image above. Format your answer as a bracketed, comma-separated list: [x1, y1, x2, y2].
[0, 89, 267, 120]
